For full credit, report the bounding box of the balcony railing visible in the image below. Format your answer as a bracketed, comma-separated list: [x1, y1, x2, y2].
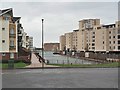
[9, 46, 16, 50]
[9, 34, 16, 38]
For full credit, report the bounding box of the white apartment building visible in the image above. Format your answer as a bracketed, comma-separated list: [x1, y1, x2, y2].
[0, 8, 19, 60]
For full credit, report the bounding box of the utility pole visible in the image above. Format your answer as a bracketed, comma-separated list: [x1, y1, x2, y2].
[42, 19, 44, 68]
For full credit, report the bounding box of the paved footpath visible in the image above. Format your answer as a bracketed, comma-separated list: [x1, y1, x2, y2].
[25, 53, 59, 68]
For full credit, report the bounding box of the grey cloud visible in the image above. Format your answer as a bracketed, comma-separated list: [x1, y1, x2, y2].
[1, 2, 117, 47]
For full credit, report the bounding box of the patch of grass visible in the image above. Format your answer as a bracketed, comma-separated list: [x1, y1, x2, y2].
[0, 62, 28, 69]
[48, 62, 119, 68]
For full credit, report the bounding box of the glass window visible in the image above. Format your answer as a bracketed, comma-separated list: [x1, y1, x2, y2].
[2, 40, 5, 43]
[103, 41, 104, 44]
[109, 41, 111, 44]
[118, 35, 120, 39]
[109, 36, 111, 39]
[118, 41, 120, 44]
[2, 28, 5, 30]
[118, 46, 120, 50]
[92, 36, 95, 38]
[92, 43, 95, 46]
[113, 36, 115, 38]
[10, 28, 14, 34]
[109, 31, 111, 34]
[114, 46, 115, 49]
[113, 41, 115, 44]
[10, 40, 14, 46]
[10, 53, 14, 59]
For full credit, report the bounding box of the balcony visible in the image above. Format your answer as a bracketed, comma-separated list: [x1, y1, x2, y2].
[9, 34, 16, 38]
[9, 46, 16, 50]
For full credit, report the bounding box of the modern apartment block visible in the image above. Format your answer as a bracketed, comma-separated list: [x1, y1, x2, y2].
[0, 8, 33, 61]
[0, 8, 19, 60]
[60, 19, 120, 53]
[29, 37, 33, 51]
[65, 32, 73, 51]
[59, 35, 66, 51]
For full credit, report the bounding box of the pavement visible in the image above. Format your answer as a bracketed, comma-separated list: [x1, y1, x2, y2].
[25, 53, 59, 68]
[2, 68, 118, 88]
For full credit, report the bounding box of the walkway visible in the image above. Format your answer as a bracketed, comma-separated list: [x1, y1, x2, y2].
[25, 53, 59, 68]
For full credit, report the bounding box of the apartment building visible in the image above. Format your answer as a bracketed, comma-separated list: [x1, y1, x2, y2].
[29, 37, 33, 51]
[44, 43, 60, 51]
[0, 8, 19, 60]
[65, 32, 73, 51]
[59, 35, 66, 51]
[60, 19, 120, 53]
[72, 30, 79, 51]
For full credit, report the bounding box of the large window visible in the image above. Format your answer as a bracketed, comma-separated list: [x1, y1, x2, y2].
[2, 28, 5, 31]
[118, 41, 120, 44]
[10, 40, 14, 46]
[118, 46, 120, 50]
[10, 28, 14, 34]
[2, 40, 5, 43]
[92, 43, 95, 46]
[10, 53, 14, 59]
[118, 35, 120, 39]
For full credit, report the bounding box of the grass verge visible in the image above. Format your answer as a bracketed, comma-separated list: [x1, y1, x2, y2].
[48, 62, 120, 68]
[0, 62, 29, 69]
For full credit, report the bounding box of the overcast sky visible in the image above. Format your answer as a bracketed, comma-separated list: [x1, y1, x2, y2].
[1, 1, 118, 48]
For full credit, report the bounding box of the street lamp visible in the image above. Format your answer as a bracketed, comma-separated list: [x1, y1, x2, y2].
[42, 19, 44, 68]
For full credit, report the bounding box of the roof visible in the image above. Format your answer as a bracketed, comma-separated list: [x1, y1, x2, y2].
[73, 29, 79, 32]
[0, 8, 13, 17]
[13, 17, 21, 22]
[102, 24, 115, 28]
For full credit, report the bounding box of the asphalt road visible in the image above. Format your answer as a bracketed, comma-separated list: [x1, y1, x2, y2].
[2, 68, 118, 88]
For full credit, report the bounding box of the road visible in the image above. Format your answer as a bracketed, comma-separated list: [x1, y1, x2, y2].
[2, 68, 118, 88]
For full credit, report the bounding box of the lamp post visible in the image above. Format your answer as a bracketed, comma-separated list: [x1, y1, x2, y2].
[42, 19, 44, 68]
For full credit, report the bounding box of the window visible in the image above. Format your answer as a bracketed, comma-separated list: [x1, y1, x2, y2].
[103, 41, 104, 44]
[92, 36, 95, 38]
[10, 29, 14, 34]
[113, 41, 115, 44]
[109, 36, 111, 39]
[92, 43, 95, 46]
[10, 40, 14, 46]
[110, 46, 111, 49]
[3, 17, 9, 20]
[10, 53, 14, 59]
[114, 46, 115, 49]
[92, 40, 95, 42]
[92, 47, 95, 49]
[109, 31, 111, 34]
[118, 41, 120, 44]
[2, 40, 5, 43]
[118, 35, 120, 39]
[109, 41, 111, 44]
[118, 46, 120, 50]
[113, 36, 115, 38]
[93, 32, 95, 34]
[2, 28, 5, 30]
